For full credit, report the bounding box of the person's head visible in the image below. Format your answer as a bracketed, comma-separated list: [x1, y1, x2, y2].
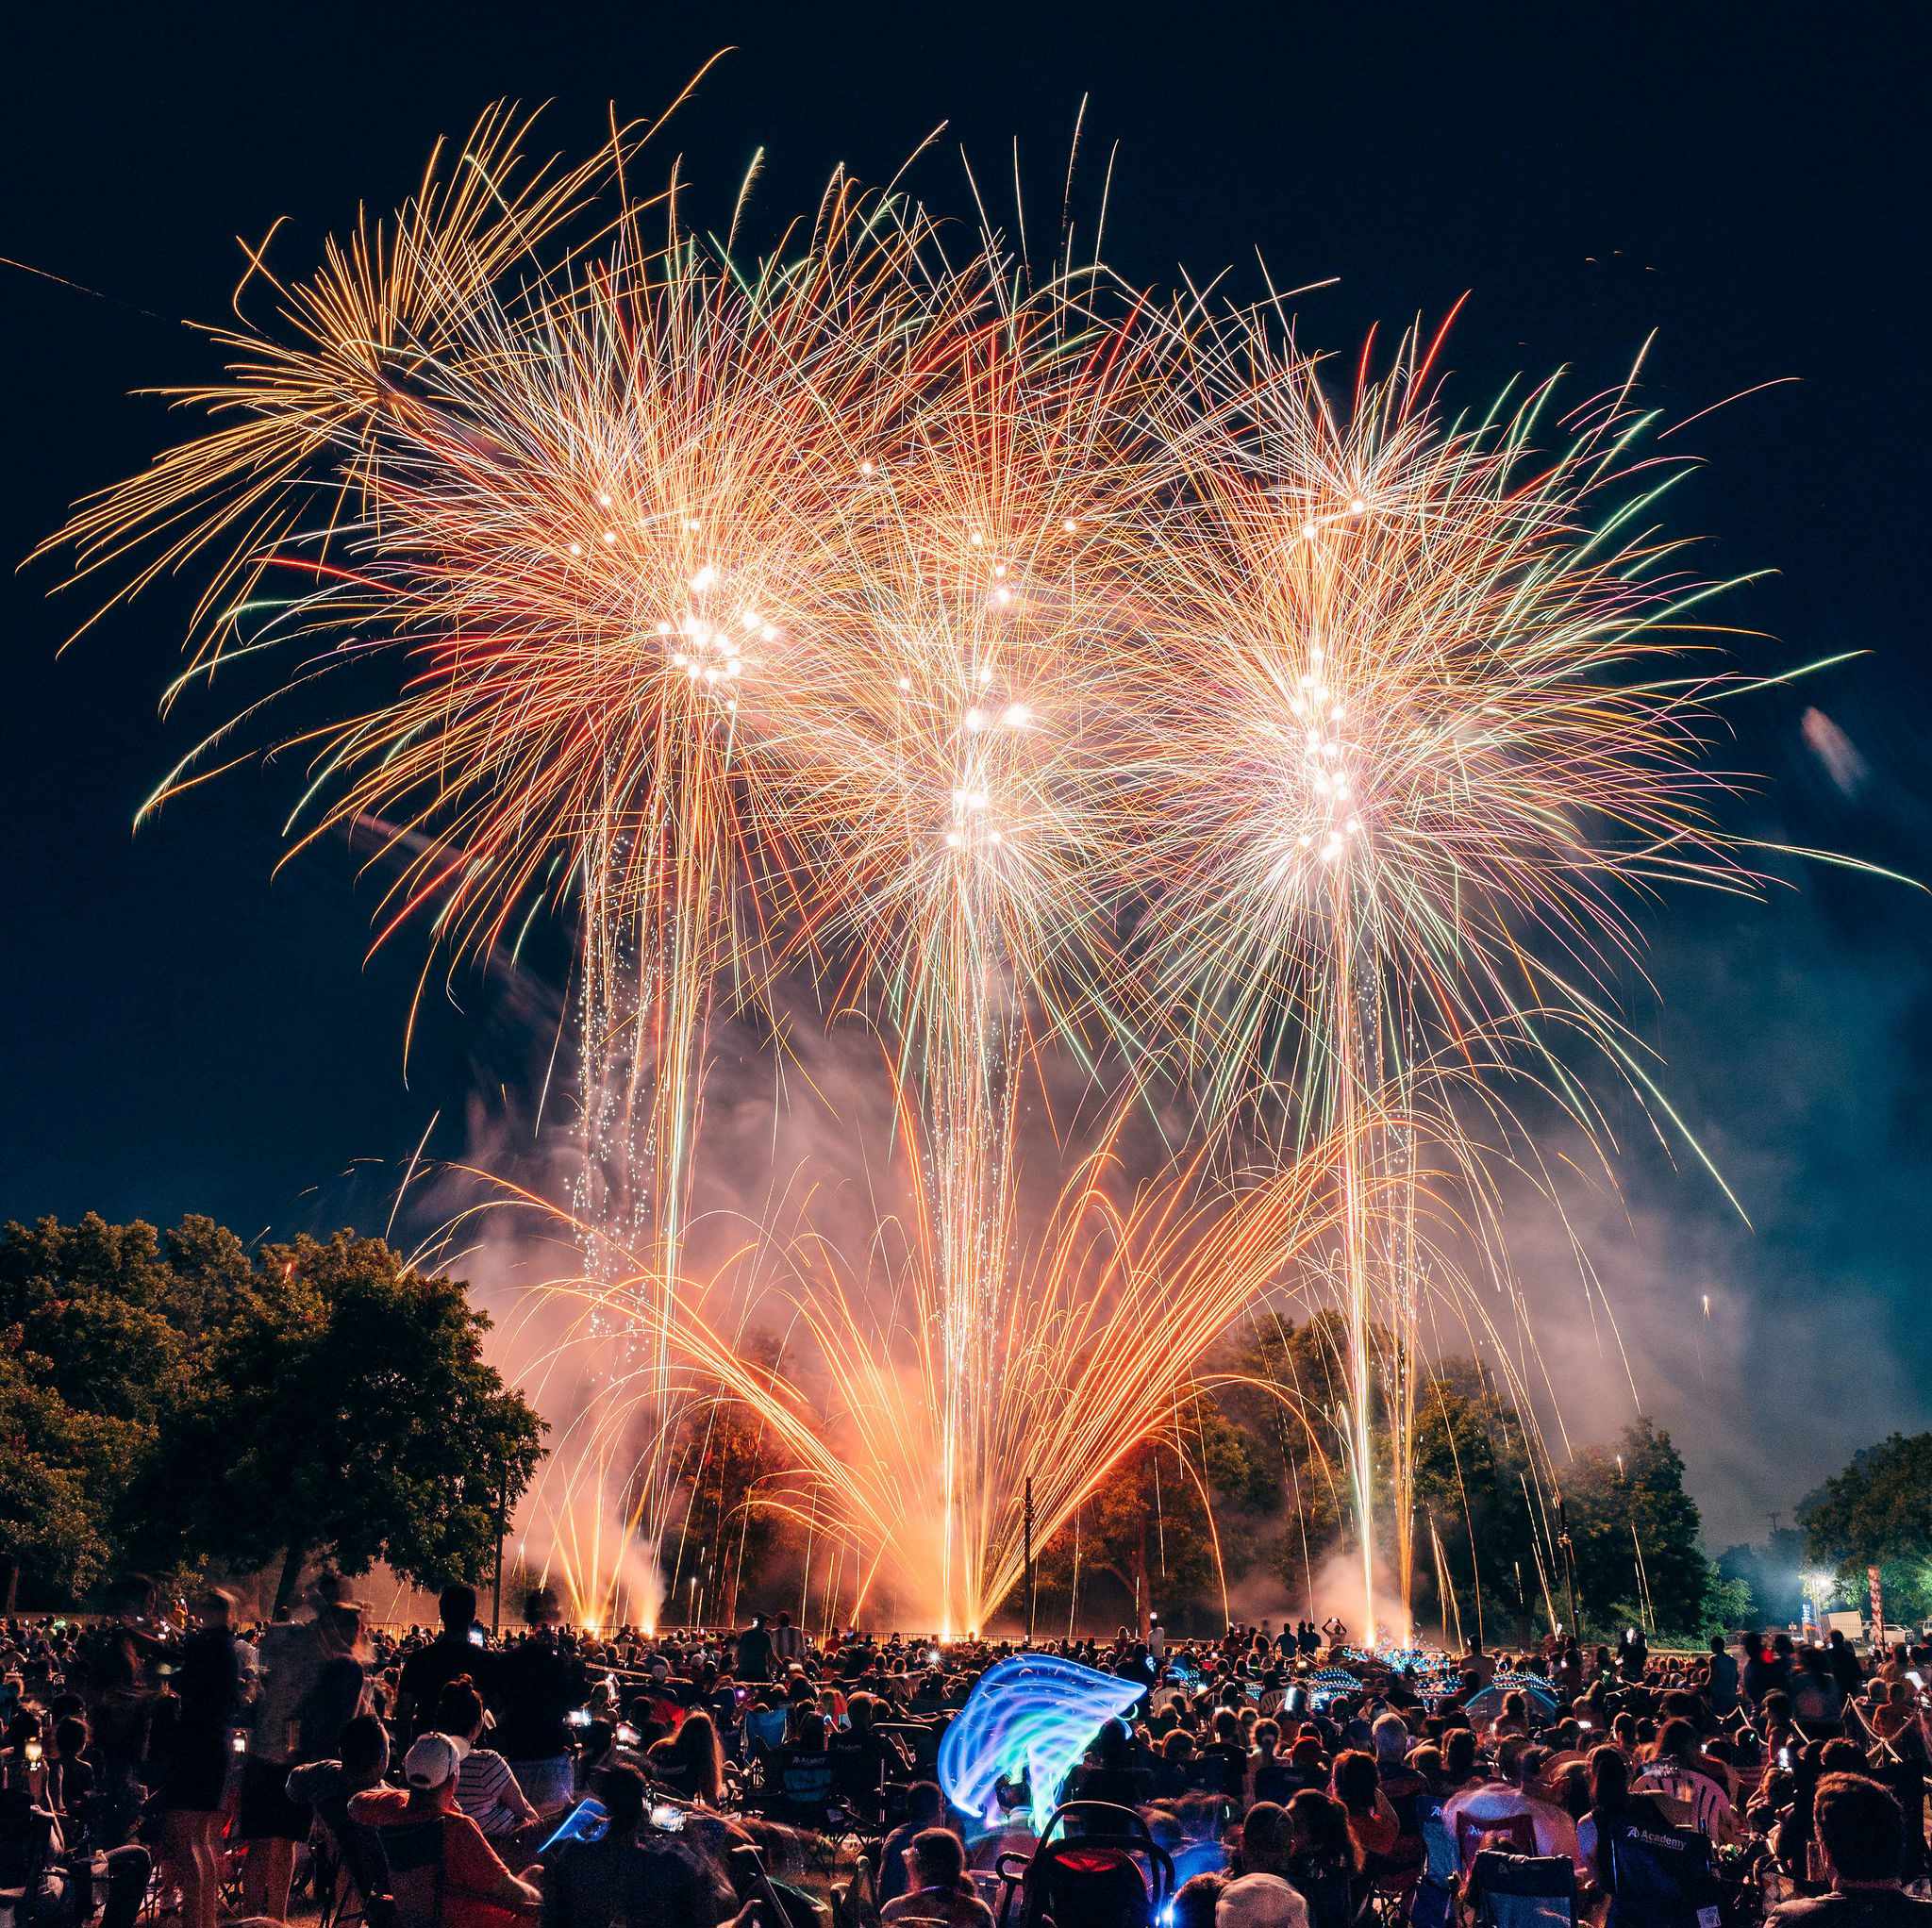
[1442, 1727, 1476, 1782]
[775, 1611, 792, 1630]
[52, 1716, 88, 1761]
[1239, 1800, 1291, 1876]
[433, 1674, 486, 1741]
[1653, 1718, 1698, 1766]
[1253, 1718, 1281, 1756]
[1214, 1873, 1307, 1928]
[196, 1587, 235, 1629]
[1709, 1636, 1725, 1657]
[318, 1603, 364, 1663]
[1495, 1737, 1533, 1787]
[1173, 1871, 1229, 1928]
[1370, 1713, 1408, 1766]
[903, 1780, 943, 1823]
[1820, 1737, 1866, 1775]
[905, 1826, 966, 1892]
[438, 1585, 478, 1637]
[1812, 1772, 1906, 1886]
[1285, 1787, 1357, 1869]
[1162, 1727, 1195, 1761]
[786, 1706, 828, 1752]
[591, 1762, 647, 1835]
[1330, 1749, 1378, 1813]
[401, 1732, 462, 1808]
[524, 1587, 561, 1632]
[1587, 1743, 1630, 1812]
[340, 1714, 391, 1787]
[673, 1710, 725, 1801]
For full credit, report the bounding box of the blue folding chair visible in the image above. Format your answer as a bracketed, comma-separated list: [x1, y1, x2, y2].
[1465, 1850, 1576, 1928]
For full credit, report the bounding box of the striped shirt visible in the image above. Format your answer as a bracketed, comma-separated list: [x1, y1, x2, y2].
[456, 1747, 526, 1838]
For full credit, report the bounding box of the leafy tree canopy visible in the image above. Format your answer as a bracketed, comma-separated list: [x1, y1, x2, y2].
[0, 1214, 544, 1608]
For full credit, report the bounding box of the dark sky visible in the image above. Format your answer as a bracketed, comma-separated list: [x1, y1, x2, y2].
[2, 0, 1927, 1547]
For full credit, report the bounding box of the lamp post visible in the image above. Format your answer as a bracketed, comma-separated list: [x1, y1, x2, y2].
[1024, 1475, 1037, 1647]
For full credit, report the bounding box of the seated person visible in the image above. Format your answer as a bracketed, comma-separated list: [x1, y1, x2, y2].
[1441, 1734, 1584, 1873]
[1215, 1873, 1308, 1928]
[432, 1677, 542, 1846]
[768, 1708, 834, 1812]
[648, 1710, 728, 1808]
[880, 1827, 994, 1928]
[349, 1732, 541, 1928]
[541, 1764, 743, 1928]
[878, 1783, 951, 1908]
[0, 1783, 151, 1928]
[1769, 1770, 1932, 1924]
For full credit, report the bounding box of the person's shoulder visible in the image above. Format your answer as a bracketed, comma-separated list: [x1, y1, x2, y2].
[348, 1786, 409, 1824]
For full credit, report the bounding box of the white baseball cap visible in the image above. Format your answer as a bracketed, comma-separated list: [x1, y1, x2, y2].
[1217, 1876, 1309, 1928]
[403, 1733, 461, 1789]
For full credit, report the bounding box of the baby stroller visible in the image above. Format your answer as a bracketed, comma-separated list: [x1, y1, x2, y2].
[993, 1803, 1175, 1928]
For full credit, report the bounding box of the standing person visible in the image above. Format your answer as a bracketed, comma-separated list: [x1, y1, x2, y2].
[735, 1614, 773, 1686]
[1827, 1629, 1866, 1702]
[771, 1611, 805, 1669]
[240, 1595, 327, 1920]
[397, 1585, 487, 1738]
[488, 1589, 588, 1813]
[158, 1590, 246, 1928]
[75, 1576, 158, 1848]
[1707, 1636, 1740, 1719]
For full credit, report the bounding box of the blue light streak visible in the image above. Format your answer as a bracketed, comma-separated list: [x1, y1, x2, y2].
[938, 1654, 1145, 1834]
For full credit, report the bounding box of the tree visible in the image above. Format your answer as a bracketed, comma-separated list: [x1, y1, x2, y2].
[662, 1404, 790, 1627]
[0, 1345, 135, 1600]
[1408, 1365, 1543, 1643]
[186, 1231, 547, 1608]
[1559, 1420, 1711, 1639]
[1035, 1403, 1274, 1636]
[1715, 1528, 1807, 1630]
[1801, 1435, 1932, 1588]
[0, 1215, 546, 1609]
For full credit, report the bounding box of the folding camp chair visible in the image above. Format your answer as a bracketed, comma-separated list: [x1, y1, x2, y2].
[1455, 1810, 1536, 1875]
[1464, 1851, 1576, 1928]
[1605, 1823, 1722, 1928]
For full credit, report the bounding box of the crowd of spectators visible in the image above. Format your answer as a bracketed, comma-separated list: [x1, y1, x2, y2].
[4, 1579, 1930, 1928]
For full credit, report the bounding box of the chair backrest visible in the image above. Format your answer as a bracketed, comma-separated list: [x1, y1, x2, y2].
[373, 1819, 447, 1928]
[1456, 1808, 1537, 1871]
[1635, 1765, 1730, 1837]
[1467, 1852, 1574, 1928]
[1416, 1799, 1457, 1885]
[315, 1797, 397, 1921]
[1605, 1824, 1719, 1928]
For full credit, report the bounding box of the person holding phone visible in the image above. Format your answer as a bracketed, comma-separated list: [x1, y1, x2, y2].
[397, 1585, 488, 1741]
[539, 1763, 750, 1928]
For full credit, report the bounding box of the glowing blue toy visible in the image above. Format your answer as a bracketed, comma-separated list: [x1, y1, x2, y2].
[939, 1653, 1145, 1835]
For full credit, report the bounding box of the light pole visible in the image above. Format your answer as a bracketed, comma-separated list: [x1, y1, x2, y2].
[1024, 1475, 1037, 1647]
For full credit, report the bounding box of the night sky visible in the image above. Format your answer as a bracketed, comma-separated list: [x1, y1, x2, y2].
[3, 0, 1926, 1547]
